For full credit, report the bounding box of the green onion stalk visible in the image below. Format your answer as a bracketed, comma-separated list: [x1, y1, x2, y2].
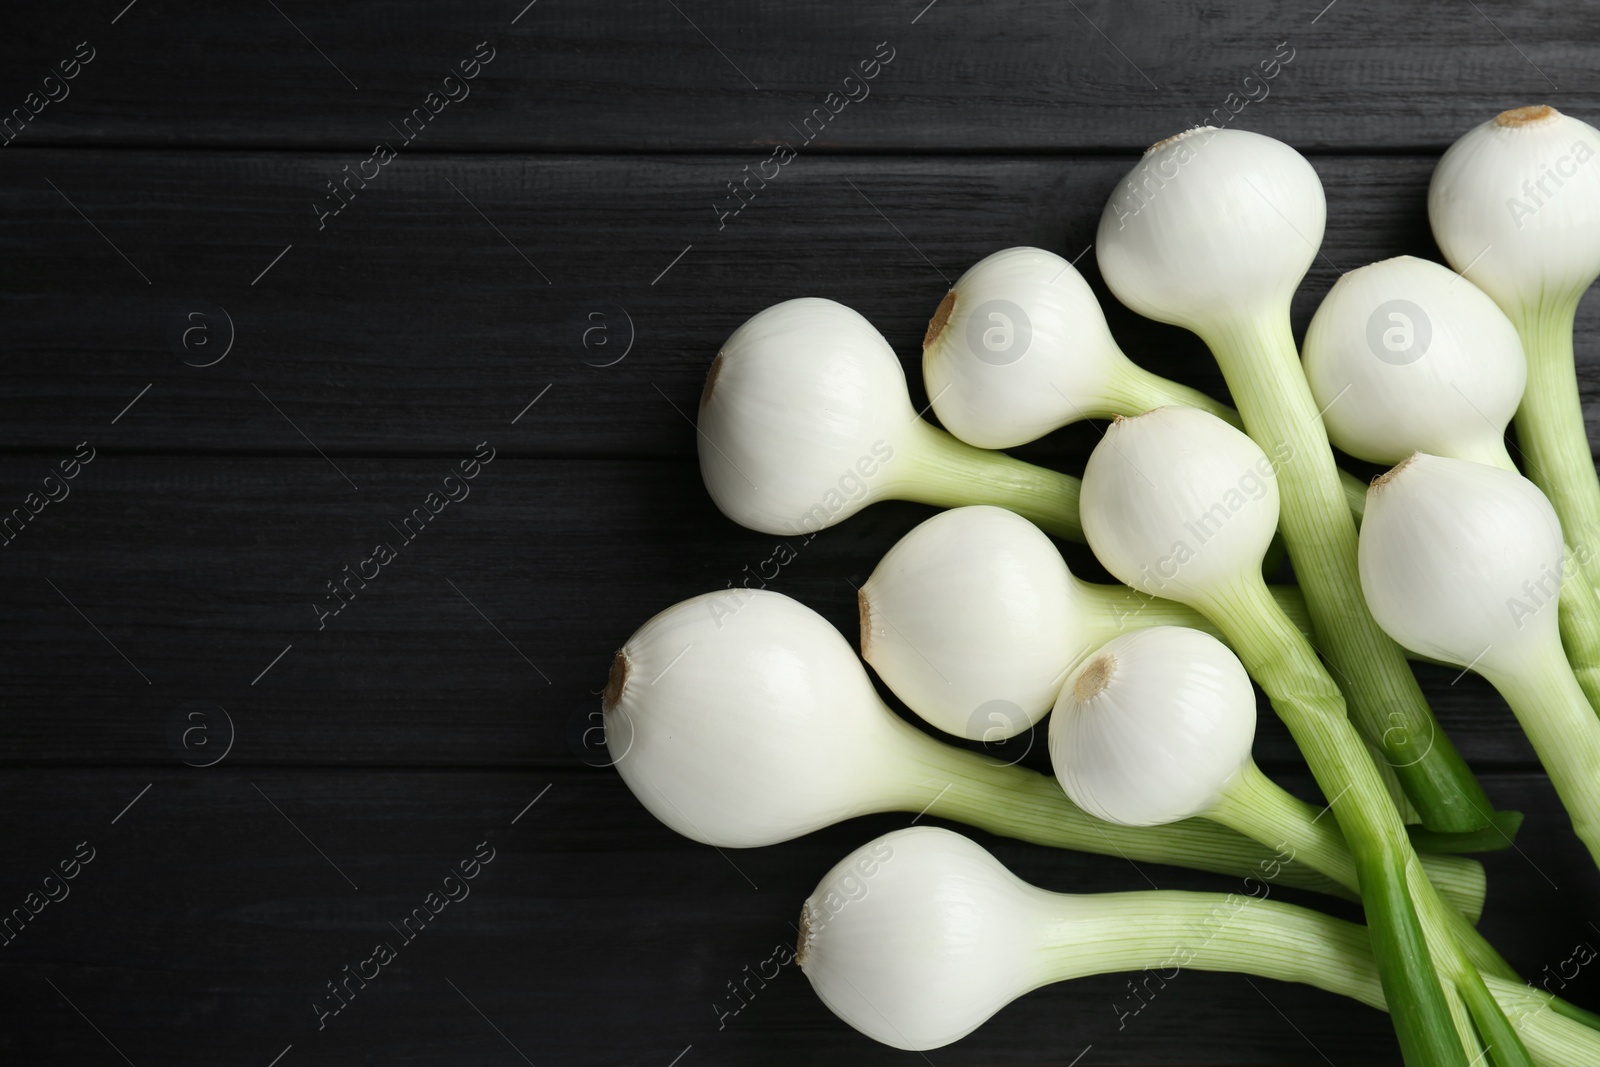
[1508, 307, 1600, 718]
[800, 827, 1600, 1064]
[916, 244, 1375, 528]
[1203, 311, 1502, 835]
[1046, 626, 1502, 961]
[1429, 104, 1600, 719]
[1080, 403, 1530, 1067]
[1096, 126, 1501, 839]
[1361, 454, 1600, 872]
[1204, 569, 1525, 1067]
[598, 587, 1487, 907]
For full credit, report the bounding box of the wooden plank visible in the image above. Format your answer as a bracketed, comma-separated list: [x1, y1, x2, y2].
[6, 151, 1600, 460]
[0, 455, 1545, 769]
[0, 768, 1592, 1065]
[0, 1, 1592, 151]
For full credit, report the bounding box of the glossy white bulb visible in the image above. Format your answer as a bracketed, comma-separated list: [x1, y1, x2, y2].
[1080, 407, 1282, 603]
[1050, 626, 1256, 826]
[1360, 454, 1566, 677]
[604, 589, 927, 846]
[1097, 127, 1326, 328]
[803, 827, 1548, 1055]
[1302, 256, 1525, 468]
[697, 298, 908, 536]
[798, 826, 1057, 1050]
[860, 505, 1081, 740]
[922, 247, 1140, 449]
[1430, 106, 1600, 317]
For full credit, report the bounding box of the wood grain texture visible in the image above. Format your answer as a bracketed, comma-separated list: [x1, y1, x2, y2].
[0, 0, 1595, 151]
[4, 151, 1600, 462]
[0, 769, 1595, 1066]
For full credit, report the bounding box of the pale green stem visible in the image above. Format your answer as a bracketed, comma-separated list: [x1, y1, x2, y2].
[898, 420, 1083, 540]
[1343, 467, 1369, 526]
[1074, 580, 1312, 645]
[1107, 364, 1377, 533]
[1076, 581, 1457, 686]
[1209, 760, 1361, 892]
[1103, 361, 1244, 427]
[1486, 641, 1600, 870]
[1211, 761, 1509, 977]
[1036, 889, 1387, 1009]
[1489, 979, 1600, 1067]
[1366, 735, 1424, 825]
[880, 718, 1354, 898]
[1456, 436, 1521, 473]
[1031, 890, 1600, 1067]
[1202, 309, 1496, 835]
[897, 390, 1370, 552]
[1511, 299, 1600, 721]
[1207, 574, 1523, 1067]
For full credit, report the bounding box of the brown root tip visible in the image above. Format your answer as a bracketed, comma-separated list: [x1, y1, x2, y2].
[602, 649, 630, 713]
[924, 290, 957, 350]
[795, 902, 814, 969]
[1496, 105, 1558, 128]
[1370, 453, 1421, 491]
[1072, 652, 1116, 703]
[700, 352, 725, 410]
[1147, 126, 1214, 154]
[1112, 407, 1171, 427]
[857, 587, 874, 658]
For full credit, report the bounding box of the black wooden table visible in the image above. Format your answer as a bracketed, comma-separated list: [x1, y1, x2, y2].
[4, 2, 1600, 1063]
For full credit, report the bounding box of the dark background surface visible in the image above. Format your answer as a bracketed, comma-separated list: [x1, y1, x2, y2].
[3, 2, 1600, 1064]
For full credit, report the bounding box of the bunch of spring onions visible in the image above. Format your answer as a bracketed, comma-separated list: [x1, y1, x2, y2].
[600, 111, 1600, 1067]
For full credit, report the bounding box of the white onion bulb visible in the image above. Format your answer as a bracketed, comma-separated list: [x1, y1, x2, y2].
[799, 828, 1565, 1055]
[1097, 127, 1326, 332]
[922, 247, 1231, 448]
[697, 298, 912, 536]
[797, 827, 1491, 1053]
[1361, 453, 1600, 867]
[860, 505, 1081, 740]
[604, 588, 930, 846]
[603, 588, 1409, 893]
[861, 505, 1312, 742]
[1050, 626, 1256, 826]
[699, 297, 1082, 539]
[1302, 256, 1525, 469]
[1359, 453, 1563, 675]
[1430, 106, 1600, 317]
[798, 826, 1064, 1050]
[1079, 406, 1282, 604]
[1429, 107, 1600, 737]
